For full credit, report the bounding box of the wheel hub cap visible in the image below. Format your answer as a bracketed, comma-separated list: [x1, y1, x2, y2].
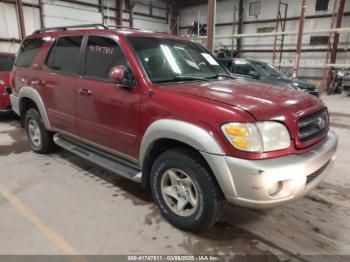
[28, 119, 41, 147]
[160, 168, 198, 217]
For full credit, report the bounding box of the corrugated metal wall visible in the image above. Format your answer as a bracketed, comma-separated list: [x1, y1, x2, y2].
[0, 0, 170, 53]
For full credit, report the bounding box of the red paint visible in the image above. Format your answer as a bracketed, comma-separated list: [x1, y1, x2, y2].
[13, 29, 328, 160]
[0, 52, 15, 111]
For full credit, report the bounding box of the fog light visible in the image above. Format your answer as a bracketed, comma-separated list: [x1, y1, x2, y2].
[268, 181, 283, 196]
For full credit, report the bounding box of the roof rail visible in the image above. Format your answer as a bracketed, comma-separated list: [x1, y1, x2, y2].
[33, 24, 108, 34]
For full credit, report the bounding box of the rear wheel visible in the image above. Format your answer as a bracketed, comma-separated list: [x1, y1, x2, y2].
[150, 148, 225, 232]
[24, 109, 55, 154]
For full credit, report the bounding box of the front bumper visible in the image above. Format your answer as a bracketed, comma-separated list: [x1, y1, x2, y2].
[201, 130, 338, 209]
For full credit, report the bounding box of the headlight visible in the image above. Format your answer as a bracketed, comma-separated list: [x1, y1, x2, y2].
[221, 121, 290, 152]
[0, 80, 5, 85]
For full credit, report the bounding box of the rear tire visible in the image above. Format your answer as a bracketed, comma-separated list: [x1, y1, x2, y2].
[24, 109, 55, 154]
[150, 148, 225, 232]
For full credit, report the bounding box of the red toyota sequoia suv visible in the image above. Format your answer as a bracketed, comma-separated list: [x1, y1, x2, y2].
[10, 24, 338, 232]
[0, 52, 15, 112]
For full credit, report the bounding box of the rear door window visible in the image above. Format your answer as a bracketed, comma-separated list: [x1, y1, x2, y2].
[84, 36, 128, 81]
[46, 36, 83, 75]
[15, 38, 44, 67]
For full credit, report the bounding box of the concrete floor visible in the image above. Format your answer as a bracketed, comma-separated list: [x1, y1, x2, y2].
[0, 95, 349, 260]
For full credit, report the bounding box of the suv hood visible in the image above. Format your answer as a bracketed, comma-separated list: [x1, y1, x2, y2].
[163, 79, 324, 121]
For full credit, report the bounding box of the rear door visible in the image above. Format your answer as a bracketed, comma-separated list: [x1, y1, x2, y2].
[42, 35, 83, 135]
[76, 35, 141, 159]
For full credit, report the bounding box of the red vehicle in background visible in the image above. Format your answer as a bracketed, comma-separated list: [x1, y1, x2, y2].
[0, 52, 15, 112]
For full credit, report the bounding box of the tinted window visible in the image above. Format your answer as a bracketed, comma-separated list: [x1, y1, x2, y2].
[16, 38, 44, 67]
[315, 0, 329, 11]
[233, 61, 256, 76]
[46, 36, 83, 75]
[223, 60, 233, 71]
[310, 36, 329, 45]
[252, 62, 282, 77]
[84, 36, 127, 80]
[0, 56, 15, 71]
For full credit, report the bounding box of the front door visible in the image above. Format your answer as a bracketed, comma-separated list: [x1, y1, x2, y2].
[76, 35, 141, 159]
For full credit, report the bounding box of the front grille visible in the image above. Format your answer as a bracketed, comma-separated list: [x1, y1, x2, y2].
[306, 160, 331, 184]
[298, 110, 328, 144]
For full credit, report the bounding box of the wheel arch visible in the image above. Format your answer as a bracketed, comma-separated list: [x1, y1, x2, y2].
[139, 119, 225, 189]
[18, 86, 52, 130]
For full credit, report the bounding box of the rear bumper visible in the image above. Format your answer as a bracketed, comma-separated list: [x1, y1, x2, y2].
[201, 130, 338, 209]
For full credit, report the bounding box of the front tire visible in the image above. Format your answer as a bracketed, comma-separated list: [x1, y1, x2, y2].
[24, 109, 55, 154]
[150, 148, 225, 232]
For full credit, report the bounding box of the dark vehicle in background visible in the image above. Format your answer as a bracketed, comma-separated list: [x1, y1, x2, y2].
[0, 52, 15, 112]
[341, 70, 350, 96]
[327, 69, 345, 95]
[220, 58, 320, 97]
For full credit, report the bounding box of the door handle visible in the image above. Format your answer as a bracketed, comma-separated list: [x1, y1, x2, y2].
[79, 88, 93, 96]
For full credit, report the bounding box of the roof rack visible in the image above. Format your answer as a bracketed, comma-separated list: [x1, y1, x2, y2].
[33, 24, 147, 35]
[33, 24, 108, 34]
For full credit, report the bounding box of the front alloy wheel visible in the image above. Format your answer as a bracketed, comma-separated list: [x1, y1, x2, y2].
[151, 148, 225, 232]
[161, 168, 199, 217]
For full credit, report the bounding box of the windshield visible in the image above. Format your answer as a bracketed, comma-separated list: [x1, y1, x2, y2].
[0, 56, 15, 72]
[127, 37, 228, 83]
[252, 61, 283, 78]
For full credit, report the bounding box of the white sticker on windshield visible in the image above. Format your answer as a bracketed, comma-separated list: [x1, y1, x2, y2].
[201, 53, 219, 65]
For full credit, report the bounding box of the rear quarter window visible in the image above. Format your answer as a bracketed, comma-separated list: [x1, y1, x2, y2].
[0, 56, 15, 71]
[15, 38, 44, 67]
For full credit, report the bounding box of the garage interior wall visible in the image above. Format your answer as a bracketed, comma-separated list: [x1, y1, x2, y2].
[0, 0, 170, 53]
[179, 0, 350, 83]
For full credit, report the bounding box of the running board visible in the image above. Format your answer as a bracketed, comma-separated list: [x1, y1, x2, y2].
[53, 134, 142, 183]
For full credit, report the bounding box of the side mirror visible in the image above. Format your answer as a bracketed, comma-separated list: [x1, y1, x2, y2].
[109, 65, 136, 88]
[248, 71, 260, 79]
[109, 65, 125, 84]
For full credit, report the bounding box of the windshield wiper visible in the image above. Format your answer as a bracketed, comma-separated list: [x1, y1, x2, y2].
[206, 73, 236, 80]
[154, 75, 209, 84]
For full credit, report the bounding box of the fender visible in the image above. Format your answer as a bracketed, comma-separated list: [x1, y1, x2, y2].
[16, 86, 52, 131]
[139, 119, 225, 167]
[139, 119, 238, 196]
